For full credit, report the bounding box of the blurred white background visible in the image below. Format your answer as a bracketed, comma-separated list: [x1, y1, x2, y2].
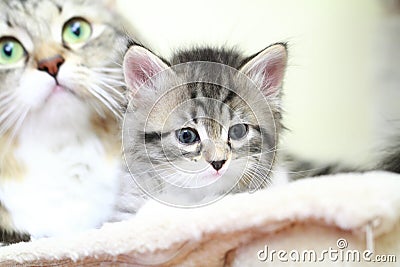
[116, 0, 398, 166]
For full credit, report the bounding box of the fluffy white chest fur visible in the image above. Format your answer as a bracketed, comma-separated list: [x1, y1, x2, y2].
[0, 93, 120, 239]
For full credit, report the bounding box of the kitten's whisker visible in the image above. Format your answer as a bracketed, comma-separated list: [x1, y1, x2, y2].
[159, 173, 181, 185]
[248, 164, 274, 177]
[180, 173, 196, 187]
[137, 174, 168, 193]
[253, 167, 272, 183]
[237, 171, 254, 191]
[250, 146, 279, 156]
[158, 172, 184, 183]
[130, 164, 174, 177]
[244, 159, 299, 176]
[154, 169, 178, 178]
[244, 167, 271, 190]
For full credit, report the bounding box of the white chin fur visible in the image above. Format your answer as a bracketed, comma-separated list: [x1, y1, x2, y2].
[0, 91, 120, 238]
[16, 69, 55, 109]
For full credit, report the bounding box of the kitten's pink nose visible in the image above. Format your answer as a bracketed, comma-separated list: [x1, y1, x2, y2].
[38, 55, 65, 77]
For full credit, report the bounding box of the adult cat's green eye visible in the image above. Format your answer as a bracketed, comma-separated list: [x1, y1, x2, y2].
[0, 38, 25, 65]
[62, 17, 92, 45]
[176, 128, 200, 144]
[229, 124, 248, 140]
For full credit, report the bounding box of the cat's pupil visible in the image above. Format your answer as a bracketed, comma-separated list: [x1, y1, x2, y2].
[70, 22, 82, 37]
[3, 42, 13, 57]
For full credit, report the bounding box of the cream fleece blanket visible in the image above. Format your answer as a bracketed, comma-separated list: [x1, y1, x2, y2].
[0, 171, 399, 266]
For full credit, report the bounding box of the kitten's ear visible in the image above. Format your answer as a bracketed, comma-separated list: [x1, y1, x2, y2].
[123, 45, 170, 92]
[239, 44, 287, 97]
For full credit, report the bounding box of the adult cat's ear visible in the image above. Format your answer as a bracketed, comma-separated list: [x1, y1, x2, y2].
[239, 43, 287, 98]
[123, 45, 170, 93]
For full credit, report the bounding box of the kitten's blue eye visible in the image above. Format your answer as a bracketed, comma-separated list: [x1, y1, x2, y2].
[176, 128, 200, 144]
[62, 17, 92, 46]
[229, 124, 248, 140]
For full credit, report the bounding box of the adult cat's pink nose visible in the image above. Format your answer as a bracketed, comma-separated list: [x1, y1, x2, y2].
[38, 55, 65, 77]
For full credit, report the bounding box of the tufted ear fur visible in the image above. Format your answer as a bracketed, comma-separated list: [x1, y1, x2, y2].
[123, 45, 170, 95]
[239, 44, 287, 98]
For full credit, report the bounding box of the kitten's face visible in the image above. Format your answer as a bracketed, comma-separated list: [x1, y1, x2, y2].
[141, 83, 275, 189]
[123, 45, 287, 203]
[0, 0, 126, 135]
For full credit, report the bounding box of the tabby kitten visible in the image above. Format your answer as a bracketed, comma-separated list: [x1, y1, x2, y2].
[0, 0, 128, 243]
[120, 44, 287, 210]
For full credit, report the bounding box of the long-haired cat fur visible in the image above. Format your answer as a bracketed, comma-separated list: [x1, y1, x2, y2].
[0, 0, 129, 243]
[116, 43, 288, 215]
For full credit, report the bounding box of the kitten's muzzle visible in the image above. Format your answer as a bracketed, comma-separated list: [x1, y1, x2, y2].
[201, 139, 230, 170]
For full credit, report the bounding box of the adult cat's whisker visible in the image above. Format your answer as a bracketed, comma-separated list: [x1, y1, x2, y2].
[110, 60, 123, 68]
[91, 83, 121, 107]
[6, 106, 30, 147]
[88, 100, 107, 118]
[94, 69, 124, 77]
[0, 93, 19, 107]
[96, 81, 125, 99]
[0, 105, 29, 151]
[98, 76, 125, 85]
[92, 67, 123, 73]
[93, 71, 125, 84]
[2, 113, 23, 136]
[92, 69, 124, 79]
[87, 85, 122, 119]
[0, 103, 20, 126]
